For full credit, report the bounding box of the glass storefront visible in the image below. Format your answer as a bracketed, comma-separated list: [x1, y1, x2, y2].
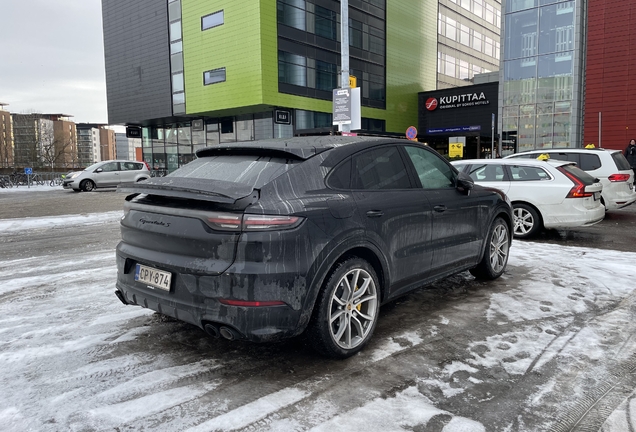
[501, 0, 581, 151]
[140, 110, 384, 174]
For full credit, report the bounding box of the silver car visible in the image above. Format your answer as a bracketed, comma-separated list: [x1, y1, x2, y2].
[63, 160, 150, 192]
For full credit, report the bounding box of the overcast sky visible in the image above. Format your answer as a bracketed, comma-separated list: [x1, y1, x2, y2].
[0, 0, 108, 124]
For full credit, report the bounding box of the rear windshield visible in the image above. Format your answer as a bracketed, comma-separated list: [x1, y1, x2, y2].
[559, 164, 597, 185]
[611, 152, 632, 170]
[169, 155, 298, 188]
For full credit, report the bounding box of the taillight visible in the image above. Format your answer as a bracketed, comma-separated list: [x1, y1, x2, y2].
[243, 215, 301, 230]
[204, 212, 303, 232]
[558, 167, 593, 198]
[206, 213, 242, 231]
[608, 174, 631, 182]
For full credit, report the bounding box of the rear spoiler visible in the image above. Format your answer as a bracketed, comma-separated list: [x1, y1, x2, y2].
[117, 177, 256, 204]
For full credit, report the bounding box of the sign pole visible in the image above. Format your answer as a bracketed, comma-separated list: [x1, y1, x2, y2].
[339, 0, 350, 134]
[491, 113, 495, 158]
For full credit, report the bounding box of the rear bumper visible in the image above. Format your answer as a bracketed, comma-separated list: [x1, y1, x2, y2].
[602, 184, 636, 210]
[115, 244, 313, 342]
[542, 202, 605, 229]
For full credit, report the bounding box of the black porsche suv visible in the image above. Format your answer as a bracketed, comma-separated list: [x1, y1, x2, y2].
[114, 136, 512, 358]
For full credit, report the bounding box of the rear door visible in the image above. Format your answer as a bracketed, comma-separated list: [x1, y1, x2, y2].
[350, 145, 434, 292]
[120, 162, 142, 182]
[465, 162, 511, 195]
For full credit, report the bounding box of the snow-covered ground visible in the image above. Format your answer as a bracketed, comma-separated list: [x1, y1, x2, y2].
[0, 184, 58, 193]
[1, 210, 635, 431]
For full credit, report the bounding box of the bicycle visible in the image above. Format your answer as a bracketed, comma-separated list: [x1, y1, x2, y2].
[50, 174, 66, 187]
[31, 173, 45, 186]
[0, 176, 13, 188]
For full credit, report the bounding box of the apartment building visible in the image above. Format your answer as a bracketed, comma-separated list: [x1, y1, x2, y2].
[0, 103, 13, 168]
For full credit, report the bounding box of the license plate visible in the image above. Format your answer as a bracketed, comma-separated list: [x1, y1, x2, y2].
[593, 192, 601, 201]
[135, 264, 171, 291]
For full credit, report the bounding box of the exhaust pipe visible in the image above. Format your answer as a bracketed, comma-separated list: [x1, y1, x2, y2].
[204, 324, 220, 339]
[219, 326, 237, 341]
[114, 290, 129, 305]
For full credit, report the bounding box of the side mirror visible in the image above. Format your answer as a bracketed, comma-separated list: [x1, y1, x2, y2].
[95, 168, 103, 173]
[456, 172, 474, 194]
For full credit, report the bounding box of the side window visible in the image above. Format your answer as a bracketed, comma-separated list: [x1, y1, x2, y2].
[467, 164, 505, 181]
[327, 158, 351, 189]
[549, 152, 579, 165]
[121, 162, 142, 171]
[404, 146, 454, 189]
[579, 154, 601, 171]
[351, 147, 411, 190]
[100, 162, 118, 172]
[509, 166, 551, 181]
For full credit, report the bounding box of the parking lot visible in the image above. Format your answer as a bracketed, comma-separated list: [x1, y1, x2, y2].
[1, 187, 636, 431]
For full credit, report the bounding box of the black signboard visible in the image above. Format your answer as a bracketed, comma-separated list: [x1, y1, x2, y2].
[126, 126, 142, 138]
[275, 110, 291, 125]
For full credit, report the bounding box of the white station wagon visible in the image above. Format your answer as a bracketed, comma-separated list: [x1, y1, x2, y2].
[452, 159, 605, 238]
[505, 148, 636, 210]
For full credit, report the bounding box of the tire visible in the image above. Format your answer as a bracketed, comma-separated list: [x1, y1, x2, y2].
[307, 258, 380, 359]
[512, 203, 541, 239]
[81, 179, 95, 192]
[470, 217, 510, 280]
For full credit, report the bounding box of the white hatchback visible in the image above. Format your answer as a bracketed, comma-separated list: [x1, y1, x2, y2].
[452, 159, 605, 238]
[504, 148, 636, 210]
[63, 160, 150, 192]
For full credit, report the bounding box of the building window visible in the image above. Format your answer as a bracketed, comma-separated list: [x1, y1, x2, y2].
[278, 51, 308, 87]
[202, 10, 224, 30]
[172, 72, 184, 92]
[204, 68, 226, 85]
[169, 21, 182, 42]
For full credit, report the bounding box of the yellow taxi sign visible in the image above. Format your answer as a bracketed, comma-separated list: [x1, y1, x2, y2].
[536, 153, 550, 161]
[585, 143, 595, 148]
[349, 75, 357, 88]
[449, 142, 463, 158]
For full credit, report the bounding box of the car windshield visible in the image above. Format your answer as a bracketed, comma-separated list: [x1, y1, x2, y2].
[169, 155, 298, 189]
[84, 162, 106, 171]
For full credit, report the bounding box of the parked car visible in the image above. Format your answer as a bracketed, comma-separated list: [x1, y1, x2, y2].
[504, 148, 636, 210]
[451, 158, 605, 239]
[114, 136, 513, 358]
[63, 160, 150, 192]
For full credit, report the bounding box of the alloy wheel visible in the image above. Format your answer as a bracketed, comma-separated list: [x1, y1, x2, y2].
[489, 223, 509, 273]
[513, 207, 534, 236]
[328, 268, 378, 350]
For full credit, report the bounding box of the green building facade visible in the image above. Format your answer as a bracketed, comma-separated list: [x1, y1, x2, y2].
[103, 0, 438, 173]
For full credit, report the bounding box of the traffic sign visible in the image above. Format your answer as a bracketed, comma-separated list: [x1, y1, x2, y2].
[406, 126, 417, 140]
[24, 167, 32, 175]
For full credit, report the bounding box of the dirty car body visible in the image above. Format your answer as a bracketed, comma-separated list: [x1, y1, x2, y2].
[115, 136, 513, 358]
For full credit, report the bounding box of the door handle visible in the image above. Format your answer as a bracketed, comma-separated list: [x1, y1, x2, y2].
[366, 210, 384, 218]
[433, 205, 447, 213]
